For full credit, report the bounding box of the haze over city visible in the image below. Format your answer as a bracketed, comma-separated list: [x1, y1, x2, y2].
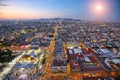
[0, 0, 120, 21]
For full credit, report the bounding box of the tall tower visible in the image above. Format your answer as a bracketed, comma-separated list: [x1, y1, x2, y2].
[59, 17, 62, 26]
[59, 21, 62, 25]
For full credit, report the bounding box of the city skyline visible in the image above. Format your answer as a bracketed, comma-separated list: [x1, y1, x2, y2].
[0, 0, 120, 21]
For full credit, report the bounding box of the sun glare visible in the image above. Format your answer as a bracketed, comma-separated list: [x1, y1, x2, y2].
[96, 5, 102, 12]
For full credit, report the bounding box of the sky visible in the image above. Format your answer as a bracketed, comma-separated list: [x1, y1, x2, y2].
[0, 0, 120, 21]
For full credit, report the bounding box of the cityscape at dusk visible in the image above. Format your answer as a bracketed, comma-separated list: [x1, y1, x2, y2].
[0, 0, 120, 80]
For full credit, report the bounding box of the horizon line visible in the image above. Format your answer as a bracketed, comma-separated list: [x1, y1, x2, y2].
[0, 17, 120, 22]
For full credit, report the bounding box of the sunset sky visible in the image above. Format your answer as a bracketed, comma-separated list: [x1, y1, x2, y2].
[0, 0, 120, 21]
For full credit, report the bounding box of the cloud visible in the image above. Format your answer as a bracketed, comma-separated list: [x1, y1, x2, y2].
[0, 3, 9, 6]
[0, 0, 10, 6]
